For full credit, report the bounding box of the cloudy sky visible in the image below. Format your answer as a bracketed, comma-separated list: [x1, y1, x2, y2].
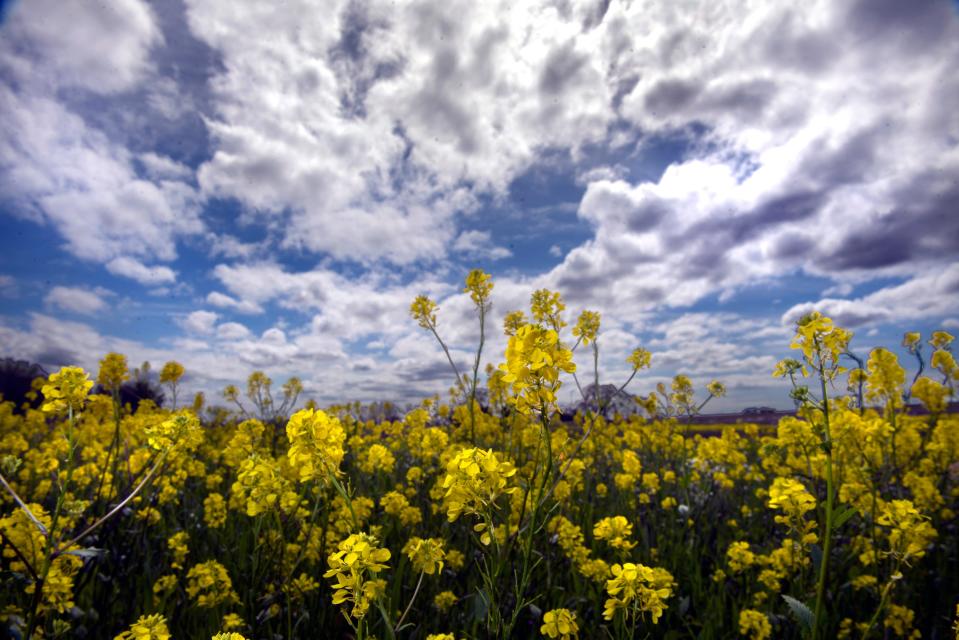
[1, 0, 958, 411]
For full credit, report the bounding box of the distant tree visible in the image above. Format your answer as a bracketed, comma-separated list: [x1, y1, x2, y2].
[0, 357, 48, 410]
[118, 361, 166, 411]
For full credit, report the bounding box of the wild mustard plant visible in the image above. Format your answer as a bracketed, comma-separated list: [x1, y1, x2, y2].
[1, 287, 957, 639]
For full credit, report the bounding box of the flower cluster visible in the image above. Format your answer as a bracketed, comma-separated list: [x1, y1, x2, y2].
[499, 323, 576, 415]
[40, 366, 94, 414]
[603, 562, 675, 624]
[186, 560, 239, 608]
[286, 408, 346, 483]
[323, 532, 391, 620]
[540, 608, 579, 639]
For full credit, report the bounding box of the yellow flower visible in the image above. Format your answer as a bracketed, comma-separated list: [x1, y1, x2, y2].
[593, 516, 636, 552]
[464, 269, 493, 309]
[153, 575, 177, 597]
[441, 448, 517, 542]
[530, 288, 566, 329]
[426, 635, 456, 640]
[540, 608, 579, 639]
[41, 366, 94, 414]
[360, 443, 396, 474]
[323, 531, 391, 620]
[929, 330, 955, 350]
[146, 410, 203, 452]
[114, 614, 170, 640]
[403, 537, 446, 575]
[865, 348, 905, 407]
[503, 310, 528, 336]
[186, 560, 238, 608]
[499, 323, 575, 415]
[204, 493, 227, 528]
[902, 332, 921, 351]
[212, 634, 248, 640]
[738, 609, 772, 640]
[706, 380, 727, 398]
[603, 562, 675, 624]
[97, 352, 130, 392]
[726, 542, 756, 573]
[572, 310, 600, 346]
[772, 358, 807, 379]
[221, 613, 245, 631]
[286, 408, 346, 483]
[433, 590, 458, 612]
[884, 604, 917, 638]
[627, 348, 652, 370]
[767, 478, 816, 521]
[910, 377, 951, 413]
[445, 549, 465, 571]
[167, 532, 189, 570]
[159, 361, 185, 384]
[932, 348, 957, 380]
[877, 499, 937, 562]
[789, 312, 851, 378]
[410, 295, 439, 329]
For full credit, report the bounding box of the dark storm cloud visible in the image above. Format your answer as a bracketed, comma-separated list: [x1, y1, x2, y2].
[820, 177, 959, 272]
[678, 190, 824, 251]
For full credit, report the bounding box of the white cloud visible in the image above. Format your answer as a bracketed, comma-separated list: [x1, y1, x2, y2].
[43, 286, 110, 316]
[523, 0, 959, 323]
[0, 0, 203, 278]
[180, 310, 219, 334]
[2, 0, 162, 94]
[452, 230, 512, 261]
[138, 152, 193, 181]
[206, 290, 264, 314]
[183, 0, 615, 264]
[106, 257, 177, 285]
[782, 263, 959, 328]
[216, 321, 252, 340]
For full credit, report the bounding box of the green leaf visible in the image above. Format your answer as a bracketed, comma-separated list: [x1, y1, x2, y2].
[782, 594, 815, 636]
[831, 504, 858, 530]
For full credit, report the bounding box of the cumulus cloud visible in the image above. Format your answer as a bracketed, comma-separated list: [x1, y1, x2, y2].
[106, 257, 177, 285]
[216, 321, 252, 340]
[206, 291, 263, 314]
[452, 230, 512, 261]
[183, 0, 615, 264]
[0, 0, 203, 275]
[782, 263, 959, 328]
[532, 0, 959, 321]
[179, 310, 219, 334]
[2, 0, 162, 93]
[43, 286, 111, 316]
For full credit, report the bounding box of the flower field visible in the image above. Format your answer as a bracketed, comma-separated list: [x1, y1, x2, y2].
[1, 272, 957, 639]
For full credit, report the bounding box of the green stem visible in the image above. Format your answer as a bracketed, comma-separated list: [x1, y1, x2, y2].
[467, 306, 486, 445]
[393, 571, 424, 633]
[812, 360, 834, 640]
[505, 405, 553, 638]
